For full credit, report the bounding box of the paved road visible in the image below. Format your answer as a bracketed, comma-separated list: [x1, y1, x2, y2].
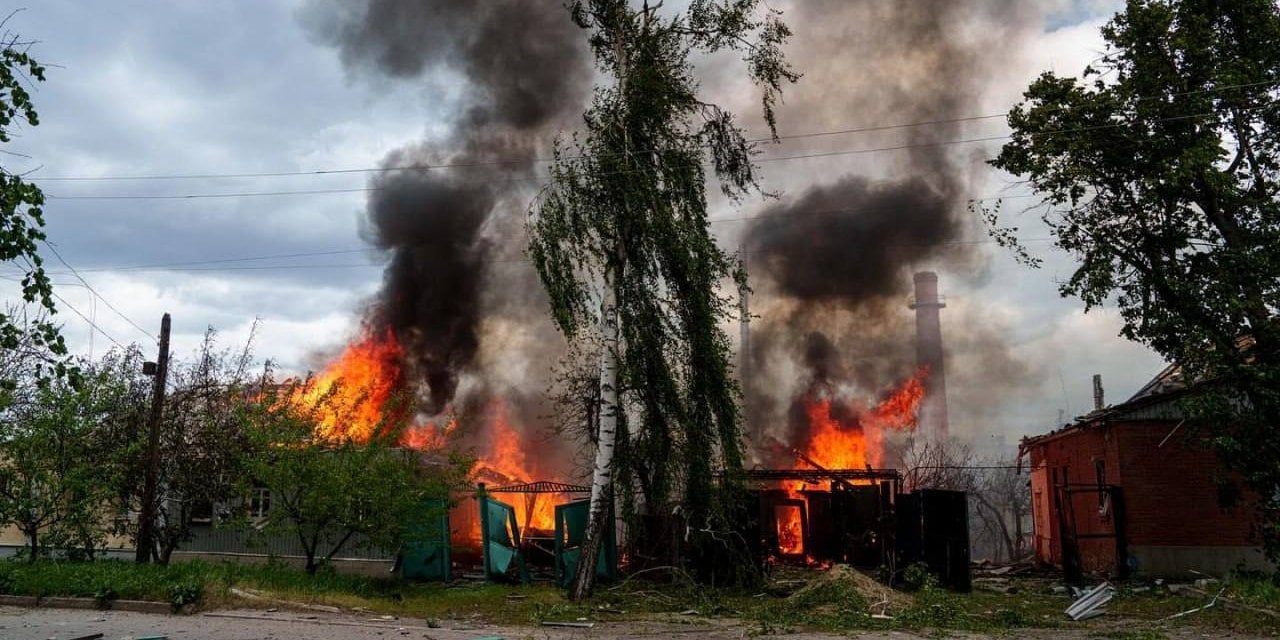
[1, 606, 1272, 640]
[0, 606, 862, 640]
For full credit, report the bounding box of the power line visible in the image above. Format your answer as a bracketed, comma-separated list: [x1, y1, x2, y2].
[9, 193, 1049, 276]
[67, 247, 374, 273]
[42, 241, 158, 341]
[34, 114, 1012, 183]
[43, 101, 1277, 202]
[49, 288, 127, 349]
[22, 239, 1059, 275]
[32, 78, 1280, 184]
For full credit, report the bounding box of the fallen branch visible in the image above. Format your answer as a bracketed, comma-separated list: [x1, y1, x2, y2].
[1179, 585, 1279, 619]
[605, 565, 678, 591]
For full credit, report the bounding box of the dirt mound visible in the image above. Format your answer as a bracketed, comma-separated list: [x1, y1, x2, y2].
[788, 564, 913, 615]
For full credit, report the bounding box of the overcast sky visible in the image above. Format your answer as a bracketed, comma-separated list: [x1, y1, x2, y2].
[0, 1, 1164, 445]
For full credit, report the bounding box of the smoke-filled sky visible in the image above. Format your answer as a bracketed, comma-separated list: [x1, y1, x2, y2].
[0, 0, 1163, 445]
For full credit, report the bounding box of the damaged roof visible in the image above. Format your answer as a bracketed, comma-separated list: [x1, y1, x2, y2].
[1021, 365, 1188, 449]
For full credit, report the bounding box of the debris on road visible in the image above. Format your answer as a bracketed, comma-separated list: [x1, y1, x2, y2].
[1164, 586, 1226, 620]
[1065, 582, 1114, 621]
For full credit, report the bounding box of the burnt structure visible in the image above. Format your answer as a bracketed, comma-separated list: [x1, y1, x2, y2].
[740, 466, 971, 590]
[909, 271, 948, 438]
[749, 468, 902, 568]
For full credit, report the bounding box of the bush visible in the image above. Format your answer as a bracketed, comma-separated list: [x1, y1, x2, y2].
[167, 581, 202, 611]
[900, 563, 935, 592]
[93, 585, 117, 609]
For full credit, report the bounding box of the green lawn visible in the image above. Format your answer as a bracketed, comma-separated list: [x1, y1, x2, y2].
[0, 559, 1276, 634]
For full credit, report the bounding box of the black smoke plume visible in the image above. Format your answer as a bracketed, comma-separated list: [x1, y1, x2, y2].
[301, 1, 591, 414]
[741, 0, 1041, 453]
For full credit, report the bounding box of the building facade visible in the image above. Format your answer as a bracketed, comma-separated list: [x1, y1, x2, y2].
[1021, 366, 1273, 577]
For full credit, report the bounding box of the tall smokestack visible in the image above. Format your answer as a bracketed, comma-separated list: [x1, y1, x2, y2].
[909, 271, 948, 438]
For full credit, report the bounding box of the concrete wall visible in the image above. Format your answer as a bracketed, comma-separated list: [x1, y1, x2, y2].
[1130, 545, 1274, 577]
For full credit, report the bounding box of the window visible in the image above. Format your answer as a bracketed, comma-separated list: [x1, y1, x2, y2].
[249, 487, 271, 519]
[1217, 479, 1241, 509]
[190, 499, 213, 524]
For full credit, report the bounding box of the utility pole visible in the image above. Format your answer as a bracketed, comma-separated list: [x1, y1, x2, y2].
[135, 313, 171, 563]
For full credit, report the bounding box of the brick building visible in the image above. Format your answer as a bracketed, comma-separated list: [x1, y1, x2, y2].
[1020, 365, 1273, 578]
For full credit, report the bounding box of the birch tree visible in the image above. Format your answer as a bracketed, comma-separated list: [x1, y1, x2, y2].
[528, 0, 797, 599]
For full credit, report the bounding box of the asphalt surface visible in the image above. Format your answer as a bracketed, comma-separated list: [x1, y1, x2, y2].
[1, 605, 1274, 640]
[0, 606, 861, 640]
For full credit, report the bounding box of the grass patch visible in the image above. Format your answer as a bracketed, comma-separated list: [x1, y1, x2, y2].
[2, 559, 1277, 633]
[1231, 571, 1280, 609]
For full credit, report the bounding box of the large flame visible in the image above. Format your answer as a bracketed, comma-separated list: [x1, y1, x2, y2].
[772, 369, 926, 559]
[284, 327, 408, 443]
[286, 330, 567, 548]
[470, 403, 562, 534]
[281, 327, 457, 450]
[800, 368, 926, 470]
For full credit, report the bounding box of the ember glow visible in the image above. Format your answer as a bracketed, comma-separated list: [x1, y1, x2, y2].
[775, 503, 805, 555]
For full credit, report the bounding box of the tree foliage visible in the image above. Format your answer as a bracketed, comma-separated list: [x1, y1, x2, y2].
[528, 1, 796, 588]
[0, 348, 146, 561]
[237, 382, 466, 575]
[0, 21, 67, 392]
[989, 0, 1280, 557]
[117, 328, 255, 564]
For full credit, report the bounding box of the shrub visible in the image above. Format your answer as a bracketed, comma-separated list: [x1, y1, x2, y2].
[167, 582, 202, 611]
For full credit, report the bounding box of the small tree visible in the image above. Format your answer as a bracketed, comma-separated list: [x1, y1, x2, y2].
[0, 347, 145, 560]
[902, 438, 1030, 564]
[237, 383, 463, 575]
[117, 328, 254, 563]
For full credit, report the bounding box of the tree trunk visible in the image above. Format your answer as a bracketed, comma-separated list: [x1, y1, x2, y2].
[158, 540, 174, 565]
[23, 526, 37, 563]
[570, 260, 621, 602]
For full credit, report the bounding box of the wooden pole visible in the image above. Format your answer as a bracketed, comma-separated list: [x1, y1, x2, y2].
[135, 313, 171, 563]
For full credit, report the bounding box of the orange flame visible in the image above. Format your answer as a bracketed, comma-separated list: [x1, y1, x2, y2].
[283, 327, 409, 444]
[280, 327, 462, 452]
[769, 370, 926, 558]
[470, 403, 561, 534]
[799, 368, 926, 470]
[775, 503, 805, 555]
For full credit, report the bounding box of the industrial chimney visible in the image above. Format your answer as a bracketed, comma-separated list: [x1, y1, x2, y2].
[909, 271, 948, 438]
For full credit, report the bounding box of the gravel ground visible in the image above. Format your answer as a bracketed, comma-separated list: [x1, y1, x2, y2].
[0, 606, 1274, 640]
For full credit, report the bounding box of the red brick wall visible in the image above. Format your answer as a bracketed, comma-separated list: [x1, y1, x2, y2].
[1113, 423, 1256, 547]
[1027, 420, 1258, 573]
[1027, 425, 1120, 572]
